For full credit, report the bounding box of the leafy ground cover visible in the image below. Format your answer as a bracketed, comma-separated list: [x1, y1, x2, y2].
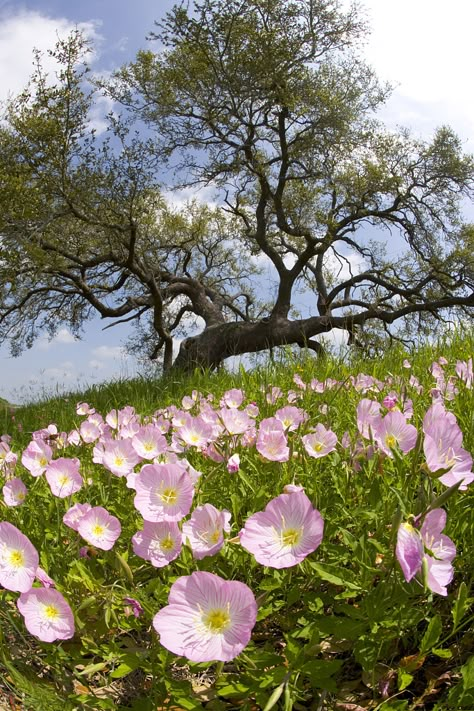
[0, 336, 473, 711]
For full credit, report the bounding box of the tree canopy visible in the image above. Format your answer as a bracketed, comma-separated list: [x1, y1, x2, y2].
[1, 0, 474, 371]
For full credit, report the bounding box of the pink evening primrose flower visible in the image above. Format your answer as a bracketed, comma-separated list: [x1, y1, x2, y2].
[132, 425, 168, 460]
[356, 398, 381, 440]
[182, 504, 231, 559]
[132, 521, 182, 568]
[17, 587, 75, 642]
[302, 424, 337, 458]
[63, 502, 93, 531]
[372, 411, 418, 457]
[256, 419, 289, 462]
[45, 457, 83, 498]
[35, 566, 55, 588]
[153, 571, 257, 662]
[102, 439, 142, 477]
[0, 522, 39, 592]
[77, 506, 121, 550]
[239, 490, 324, 568]
[396, 509, 456, 596]
[3, 477, 27, 507]
[21, 439, 53, 477]
[227, 453, 240, 473]
[134, 463, 194, 522]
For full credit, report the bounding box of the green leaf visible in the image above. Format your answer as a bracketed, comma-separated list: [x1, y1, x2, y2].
[432, 648, 452, 659]
[397, 669, 413, 691]
[419, 614, 442, 654]
[452, 581, 469, 631]
[262, 681, 286, 711]
[462, 655, 474, 690]
[308, 562, 362, 591]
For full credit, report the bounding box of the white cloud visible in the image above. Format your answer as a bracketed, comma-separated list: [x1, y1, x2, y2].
[0, 10, 101, 104]
[35, 328, 78, 351]
[91, 345, 128, 360]
[363, 0, 474, 148]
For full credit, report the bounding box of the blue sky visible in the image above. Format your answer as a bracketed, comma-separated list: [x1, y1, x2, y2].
[0, 0, 473, 402]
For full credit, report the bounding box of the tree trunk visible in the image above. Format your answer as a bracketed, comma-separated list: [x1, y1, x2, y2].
[171, 318, 327, 372]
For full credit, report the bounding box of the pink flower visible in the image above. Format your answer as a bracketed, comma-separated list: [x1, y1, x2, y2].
[63, 502, 92, 531]
[153, 571, 257, 662]
[239, 490, 324, 568]
[0, 522, 39, 592]
[102, 439, 142, 477]
[35, 566, 55, 588]
[219, 407, 252, 435]
[302, 424, 337, 458]
[221, 389, 244, 408]
[134, 463, 194, 522]
[79, 420, 101, 444]
[396, 509, 456, 596]
[227, 453, 240, 473]
[275, 406, 308, 432]
[45, 457, 83, 498]
[176, 416, 214, 449]
[21, 439, 53, 477]
[124, 596, 144, 618]
[77, 506, 121, 550]
[182, 504, 231, 559]
[132, 520, 182, 567]
[132, 425, 168, 460]
[372, 411, 418, 457]
[17, 587, 75, 642]
[3, 477, 27, 506]
[356, 399, 381, 439]
[256, 419, 289, 462]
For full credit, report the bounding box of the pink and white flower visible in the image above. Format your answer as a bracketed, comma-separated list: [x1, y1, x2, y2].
[372, 411, 418, 457]
[302, 424, 337, 458]
[17, 587, 75, 642]
[239, 490, 324, 568]
[134, 463, 194, 522]
[45, 457, 83, 498]
[182, 504, 231, 559]
[0, 522, 39, 592]
[3, 477, 27, 507]
[63, 502, 92, 531]
[77, 506, 121, 550]
[132, 425, 168, 460]
[153, 571, 257, 662]
[396, 509, 456, 596]
[102, 439, 142, 477]
[132, 521, 182, 567]
[21, 439, 53, 477]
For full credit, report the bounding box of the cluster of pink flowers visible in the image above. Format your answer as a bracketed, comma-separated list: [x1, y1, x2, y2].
[0, 522, 74, 642]
[0, 355, 471, 660]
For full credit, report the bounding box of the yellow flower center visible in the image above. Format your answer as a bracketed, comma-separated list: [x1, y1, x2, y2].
[9, 549, 25, 568]
[39, 456, 48, 467]
[204, 608, 231, 633]
[144, 442, 154, 452]
[92, 524, 104, 536]
[58, 474, 70, 486]
[385, 434, 397, 448]
[313, 442, 323, 452]
[281, 528, 302, 547]
[44, 604, 59, 620]
[160, 534, 175, 551]
[114, 456, 124, 467]
[160, 487, 177, 505]
[208, 529, 221, 544]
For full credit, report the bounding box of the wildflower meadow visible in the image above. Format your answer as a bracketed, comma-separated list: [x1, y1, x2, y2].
[0, 338, 473, 710]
